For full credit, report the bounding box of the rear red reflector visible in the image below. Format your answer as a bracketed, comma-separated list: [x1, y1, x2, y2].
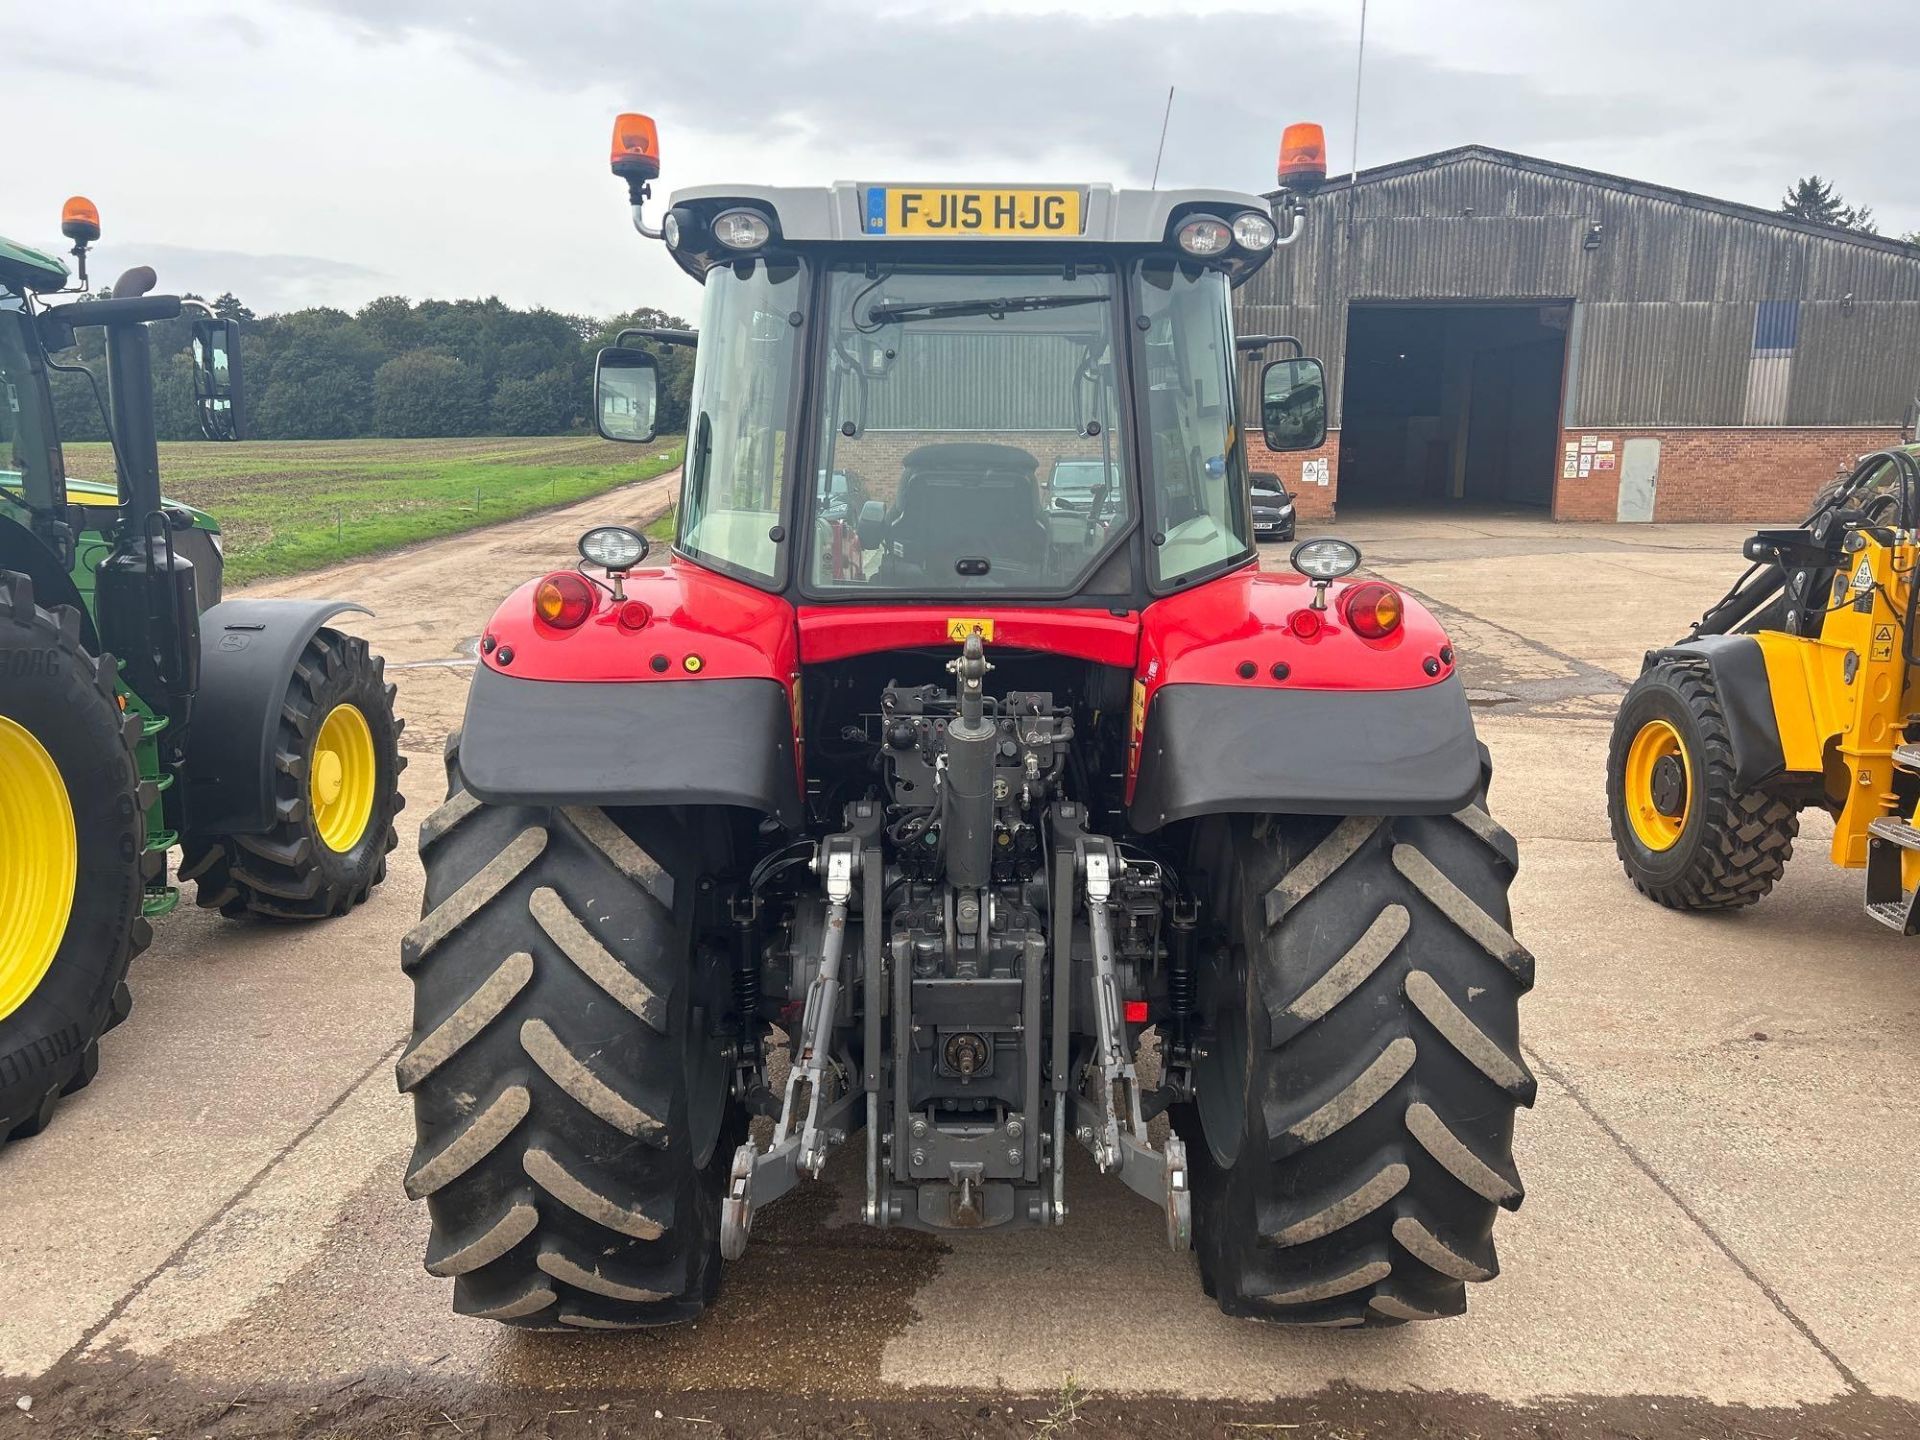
[1288, 607, 1323, 639]
[618, 600, 653, 630]
[1124, 1000, 1148, 1024]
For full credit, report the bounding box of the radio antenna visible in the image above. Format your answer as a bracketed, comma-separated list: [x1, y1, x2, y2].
[1346, 0, 1368, 235]
[1149, 86, 1175, 190]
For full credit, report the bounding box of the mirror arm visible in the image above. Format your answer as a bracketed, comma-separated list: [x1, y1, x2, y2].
[617, 326, 698, 348]
[1236, 335, 1304, 356]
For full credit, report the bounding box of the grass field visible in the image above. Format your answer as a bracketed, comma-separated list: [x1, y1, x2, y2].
[62, 435, 683, 584]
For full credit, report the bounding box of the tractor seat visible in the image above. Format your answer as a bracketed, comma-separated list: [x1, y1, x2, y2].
[886, 443, 1048, 578]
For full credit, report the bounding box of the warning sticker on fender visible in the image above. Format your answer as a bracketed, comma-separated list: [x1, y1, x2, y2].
[1873, 624, 1896, 661]
[947, 618, 994, 642]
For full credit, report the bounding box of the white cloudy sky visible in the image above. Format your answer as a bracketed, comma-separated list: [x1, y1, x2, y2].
[3, 0, 1915, 321]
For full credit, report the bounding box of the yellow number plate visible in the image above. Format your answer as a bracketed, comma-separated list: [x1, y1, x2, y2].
[947, 618, 995, 642]
[865, 188, 1084, 238]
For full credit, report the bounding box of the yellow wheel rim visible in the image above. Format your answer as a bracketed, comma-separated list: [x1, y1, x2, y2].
[1624, 718, 1692, 852]
[310, 703, 377, 854]
[0, 715, 78, 1022]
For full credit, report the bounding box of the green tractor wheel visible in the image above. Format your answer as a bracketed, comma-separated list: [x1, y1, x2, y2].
[0, 570, 149, 1148]
[180, 629, 405, 920]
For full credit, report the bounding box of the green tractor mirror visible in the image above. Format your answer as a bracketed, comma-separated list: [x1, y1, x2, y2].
[191, 316, 245, 442]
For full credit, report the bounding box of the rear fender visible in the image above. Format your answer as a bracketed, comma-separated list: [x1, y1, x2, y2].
[462, 556, 803, 825]
[184, 598, 370, 835]
[1129, 566, 1476, 829]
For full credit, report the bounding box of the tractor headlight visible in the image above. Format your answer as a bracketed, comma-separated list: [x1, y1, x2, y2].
[1231, 212, 1277, 250]
[712, 208, 772, 251]
[579, 525, 649, 572]
[1175, 215, 1233, 257]
[662, 211, 682, 249]
[1290, 536, 1361, 580]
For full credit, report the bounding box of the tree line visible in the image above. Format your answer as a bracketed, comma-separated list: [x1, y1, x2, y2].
[1780, 175, 1920, 245]
[45, 293, 697, 444]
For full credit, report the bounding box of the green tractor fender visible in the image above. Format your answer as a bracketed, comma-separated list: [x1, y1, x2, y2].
[0, 514, 98, 653]
[183, 597, 372, 835]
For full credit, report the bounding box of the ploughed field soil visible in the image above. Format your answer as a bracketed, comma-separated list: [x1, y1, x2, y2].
[3, 499, 1919, 1438]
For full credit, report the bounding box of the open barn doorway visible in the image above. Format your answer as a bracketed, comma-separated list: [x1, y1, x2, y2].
[1336, 302, 1570, 512]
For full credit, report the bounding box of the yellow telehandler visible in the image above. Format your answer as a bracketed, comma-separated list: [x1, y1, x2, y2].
[1607, 444, 1920, 928]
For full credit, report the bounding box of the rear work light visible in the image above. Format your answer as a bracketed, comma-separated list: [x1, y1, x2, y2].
[1175, 215, 1233, 256]
[534, 571, 595, 630]
[1343, 581, 1404, 639]
[712, 208, 772, 251]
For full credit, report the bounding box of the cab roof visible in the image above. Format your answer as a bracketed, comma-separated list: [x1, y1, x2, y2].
[0, 235, 71, 294]
[663, 183, 1276, 279]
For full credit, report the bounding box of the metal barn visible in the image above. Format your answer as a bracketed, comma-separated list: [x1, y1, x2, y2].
[1236, 146, 1920, 522]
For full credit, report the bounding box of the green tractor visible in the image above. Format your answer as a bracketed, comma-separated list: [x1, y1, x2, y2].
[0, 199, 406, 1148]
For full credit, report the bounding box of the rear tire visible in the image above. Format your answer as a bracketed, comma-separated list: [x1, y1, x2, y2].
[0, 571, 149, 1148]
[398, 733, 743, 1328]
[1176, 767, 1533, 1326]
[181, 628, 405, 920]
[1607, 657, 1798, 910]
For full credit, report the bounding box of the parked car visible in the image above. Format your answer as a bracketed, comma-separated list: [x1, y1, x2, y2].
[1251, 471, 1296, 541]
[1046, 457, 1118, 515]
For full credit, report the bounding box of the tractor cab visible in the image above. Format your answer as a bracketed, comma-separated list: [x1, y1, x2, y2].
[592, 134, 1332, 609]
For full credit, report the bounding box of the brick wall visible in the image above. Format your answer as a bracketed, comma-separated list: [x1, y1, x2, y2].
[1247, 430, 1340, 521]
[830, 430, 1099, 507]
[1551, 426, 1906, 523]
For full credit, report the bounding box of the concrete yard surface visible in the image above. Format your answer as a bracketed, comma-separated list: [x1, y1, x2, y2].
[4, 501, 1919, 1439]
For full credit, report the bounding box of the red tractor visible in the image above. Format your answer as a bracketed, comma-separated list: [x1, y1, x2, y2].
[398, 116, 1532, 1330]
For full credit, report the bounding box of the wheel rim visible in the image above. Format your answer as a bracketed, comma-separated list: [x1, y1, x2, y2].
[0, 715, 79, 1021]
[1624, 718, 1691, 852]
[1193, 942, 1251, 1169]
[310, 703, 377, 854]
[686, 949, 732, 1169]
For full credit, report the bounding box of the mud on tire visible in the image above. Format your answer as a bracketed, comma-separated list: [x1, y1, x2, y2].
[1176, 762, 1533, 1326]
[398, 734, 744, 1328]
[1606, 657, 1798, 910]
[0, 571, 149, 1148]
[181, 628, 405, 920]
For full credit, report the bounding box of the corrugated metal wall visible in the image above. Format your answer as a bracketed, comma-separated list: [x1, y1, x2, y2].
[1234, 153, 1920, 428]
[867, 333, 1082, 430]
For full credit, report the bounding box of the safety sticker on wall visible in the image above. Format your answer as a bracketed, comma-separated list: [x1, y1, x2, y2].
[1301, 457, 1330, 487]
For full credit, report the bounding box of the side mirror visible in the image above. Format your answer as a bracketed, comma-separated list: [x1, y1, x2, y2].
[1260, 356, 1327, 453]
[595, 346, 659, 443]
[191, 317, 246, 442]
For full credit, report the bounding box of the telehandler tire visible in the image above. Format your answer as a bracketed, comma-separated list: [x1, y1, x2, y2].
[398, 733, 744, 1329]
[1607, 657, 1797, 910]
[181, 629, 404, 920]
[0, 571, 149, 1148]
[1177, 763, 1532, 1326]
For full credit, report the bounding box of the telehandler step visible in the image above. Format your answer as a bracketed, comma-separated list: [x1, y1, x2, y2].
[1863, 817, 1920, 933]
[1891, 744, 1920, 773]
